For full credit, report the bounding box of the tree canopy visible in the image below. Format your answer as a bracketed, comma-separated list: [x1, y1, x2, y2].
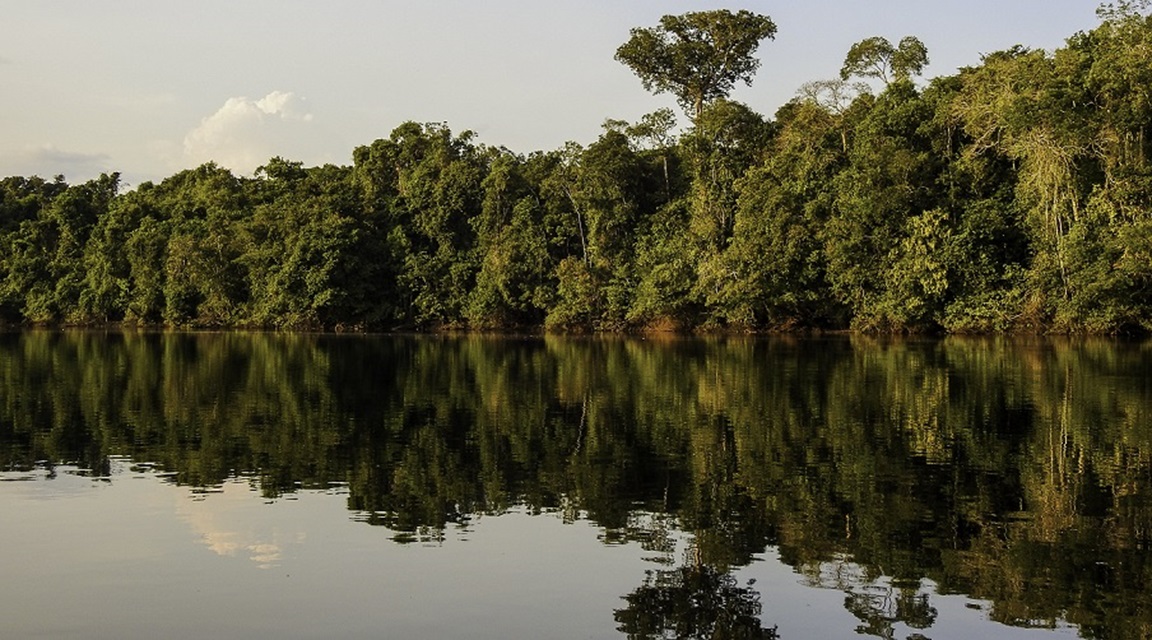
[2, 6, 1152, 334]
[840, 35, 930, 85]
[615, 10, 778, 119]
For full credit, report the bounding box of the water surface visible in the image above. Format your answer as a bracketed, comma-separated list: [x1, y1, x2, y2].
[1, 331, 1148, 639]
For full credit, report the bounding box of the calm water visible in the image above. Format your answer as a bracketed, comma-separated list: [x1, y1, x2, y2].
[1, 331, 1150, 639]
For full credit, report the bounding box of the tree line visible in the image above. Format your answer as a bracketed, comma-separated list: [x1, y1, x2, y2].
[3, 4, 1152, 333]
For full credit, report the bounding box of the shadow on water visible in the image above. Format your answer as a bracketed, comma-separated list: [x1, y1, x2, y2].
[2, 330, 1152, 638]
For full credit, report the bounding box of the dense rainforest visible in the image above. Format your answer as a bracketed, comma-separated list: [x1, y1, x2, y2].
[3, 4, 1152, 333]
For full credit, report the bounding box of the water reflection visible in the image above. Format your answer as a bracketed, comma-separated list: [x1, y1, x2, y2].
[617, 562, 778, 639]
[177, 477, 307, 568]
[1, 331, 1151, 638]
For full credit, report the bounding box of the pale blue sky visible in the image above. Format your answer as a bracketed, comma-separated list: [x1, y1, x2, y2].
[0, 1, 1101, 186]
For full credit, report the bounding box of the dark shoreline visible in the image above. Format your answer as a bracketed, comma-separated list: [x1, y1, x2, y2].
[3, 319, 1147, 338]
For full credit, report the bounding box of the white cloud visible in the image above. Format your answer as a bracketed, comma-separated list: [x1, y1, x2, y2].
[183, 90, 318, 175]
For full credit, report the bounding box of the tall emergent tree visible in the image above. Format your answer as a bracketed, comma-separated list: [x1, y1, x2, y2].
[615, 9, 777, 120]
[840, 36, 929, 86]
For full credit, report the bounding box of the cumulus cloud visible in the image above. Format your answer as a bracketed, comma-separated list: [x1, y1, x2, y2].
[0, 144, 112, 181]
[183, 90, 319, 175]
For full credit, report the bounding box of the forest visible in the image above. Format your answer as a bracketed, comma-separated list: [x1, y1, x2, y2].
[2, 4, 1152, 334]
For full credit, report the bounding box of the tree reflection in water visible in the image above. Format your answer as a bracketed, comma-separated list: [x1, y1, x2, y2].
[3, 331, 1152, 638]
[616, 562, 777, 640]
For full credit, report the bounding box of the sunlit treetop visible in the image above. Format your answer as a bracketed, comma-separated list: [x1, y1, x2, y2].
[840, 36, 929, 86]
[615, 9, 777, 120]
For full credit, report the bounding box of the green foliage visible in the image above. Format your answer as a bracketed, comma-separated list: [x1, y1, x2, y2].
[243, 162, 362, 328]
[628, 201, 697, 327]
[352, 122, 489, 328]
[123, 214, 168, 323]
[710, 99, 844, 327]
[0, 174, 119, 323]
[615, 10, 777, 119]
[546, 256, 598, 330]
[823, 80, 944, 330]
[468, 193, 557, 327]
[880, 208, 955, 327]
[1, 8, 1152, 334]
[841, 36, 930, 85]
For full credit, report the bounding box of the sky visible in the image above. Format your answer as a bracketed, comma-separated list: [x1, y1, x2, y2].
[0, 1, 1102, 187]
